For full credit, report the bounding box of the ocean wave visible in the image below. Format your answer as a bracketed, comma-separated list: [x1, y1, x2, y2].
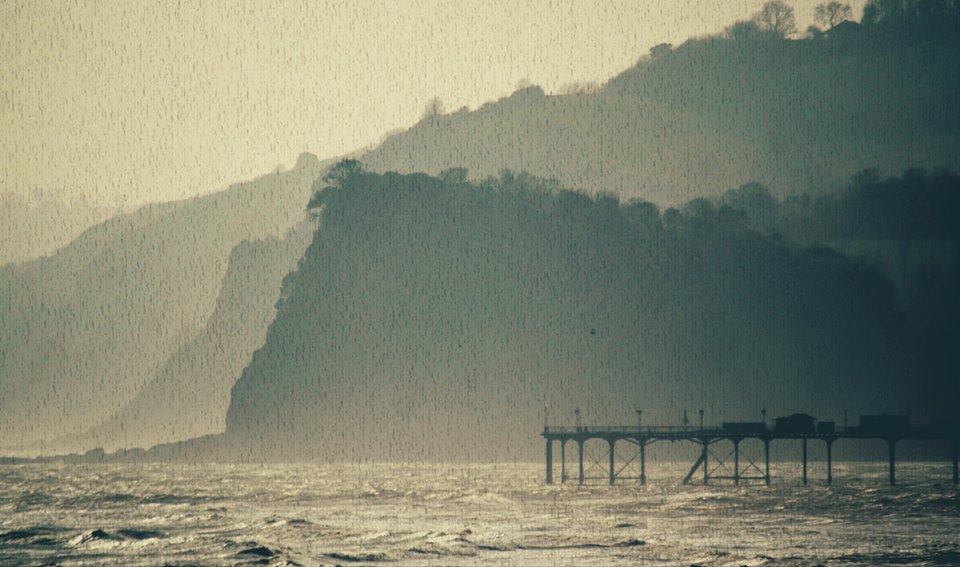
[68, 527, 164, 546]
[325, 551, 394, 562]
[1, 526, 62, 541]
[831, 546, 960, 565]
[264, 516, 313, 528]
[116, 528, 164, 540]
[236, 544, 277, 558]
[230, 541, 309, 566]
[0, 525, 66, 549]
[514, 538, 647, 551]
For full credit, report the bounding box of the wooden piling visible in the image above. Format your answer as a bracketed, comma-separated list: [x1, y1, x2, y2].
[545, 440, 553, 484]
[826, 439, 833, 485]
[764, 439, 771, 486]
[578, 440, 585, 485]
[733, 439, 740, 485]
[702, 441, 709, 485]
[802, 438, 808, 486]
[640, 440, 646, 485]
[608, 439, 616, 485]
[560, 441, 567, 484]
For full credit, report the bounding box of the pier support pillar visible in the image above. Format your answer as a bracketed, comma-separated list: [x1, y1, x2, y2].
[578, 440, 585, 485]
[733, 439, 740, 485]
[888, 439, 897, 485]
[545, 440, 553, 485]
[560, 441, 567, 484]
[764, 439, 771, 486]
[702, 440, 709, 485]
[802, 439, 808, 486]
[952, 440, 958, 485]
[640, 440, 646, 485]
[826, 440, 833, 485]
[608, 439, 616, 485]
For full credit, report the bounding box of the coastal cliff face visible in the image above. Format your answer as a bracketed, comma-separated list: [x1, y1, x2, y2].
[0, 154, 323, 448]
[223, 170, 908, 461]
[78, 220, 315, 451]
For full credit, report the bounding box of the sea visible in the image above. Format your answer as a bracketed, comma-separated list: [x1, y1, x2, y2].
[0, 462, 958, 566]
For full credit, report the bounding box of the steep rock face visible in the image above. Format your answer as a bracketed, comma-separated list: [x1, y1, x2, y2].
[77, 220, 315, 451]
[365, 40, 960, 203]
[224, 171, 908, 460]
[0, 154, 323, 448]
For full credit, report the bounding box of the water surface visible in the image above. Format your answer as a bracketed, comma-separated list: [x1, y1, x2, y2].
[1, 462, 957, 565]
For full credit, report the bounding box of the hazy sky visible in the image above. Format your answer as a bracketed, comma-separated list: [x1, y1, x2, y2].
[1, 0, 866, 206]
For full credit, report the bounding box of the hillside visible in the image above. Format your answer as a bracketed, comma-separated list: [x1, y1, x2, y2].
[0, 193, 128, 265]
[365, 34, 960, 203]
[223, 169, 909, 460]
[0, 154, 323, 449]
[71, 220, 315, 452]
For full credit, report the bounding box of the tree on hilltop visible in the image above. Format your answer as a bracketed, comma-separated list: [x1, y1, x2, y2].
[755, 1, 798, 37]
[815, 2, 854, 28]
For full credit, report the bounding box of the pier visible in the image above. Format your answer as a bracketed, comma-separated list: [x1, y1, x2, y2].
[542, 412, 960, 486]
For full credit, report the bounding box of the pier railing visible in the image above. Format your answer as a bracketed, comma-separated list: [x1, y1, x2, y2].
[544, 424, 954, 437]
[543, 425, 704, 434]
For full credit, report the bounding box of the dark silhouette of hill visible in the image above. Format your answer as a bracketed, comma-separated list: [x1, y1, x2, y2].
[223, 168, 909, 460]
[772, 168, 960, 243]
[715, 167, 960, 424]
[0, 154, 323, 449]
[712, 169, 960, 295]
[364, 22, 959, 203]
